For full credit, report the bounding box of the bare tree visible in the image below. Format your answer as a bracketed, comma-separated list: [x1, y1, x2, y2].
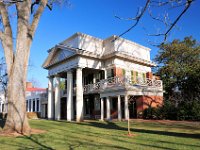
[0, 0, 67, 134]
[116, 0, 195, 43]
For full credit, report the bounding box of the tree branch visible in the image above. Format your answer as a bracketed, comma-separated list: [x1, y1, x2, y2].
[28, 0, 47, 41]
[0, 2, 14, 76]
[116, 0, 194, 44]
[0, 30, 4, 41]
[163, 0, 193, 41]
[148, 0, 193, 42]
[117, 0, 151, 38]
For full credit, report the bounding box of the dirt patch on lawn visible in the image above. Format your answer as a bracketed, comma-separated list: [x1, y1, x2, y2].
[0, 129, 46, 137]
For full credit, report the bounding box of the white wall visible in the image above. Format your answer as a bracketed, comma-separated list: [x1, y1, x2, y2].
[114, 58, 151, 72]
[114, 38, 150, 61]
[78, 34, 103, 55]
[113, 58, 151, 79]
[103, 37, 115, 56]
[78, 56, 103, 69]
[103, 36, 151, 61]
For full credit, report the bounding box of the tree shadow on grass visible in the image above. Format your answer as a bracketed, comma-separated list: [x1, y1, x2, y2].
[24, 135, 55, 150]
[81, 121, 200, 140]
[0, 134, 54, 150]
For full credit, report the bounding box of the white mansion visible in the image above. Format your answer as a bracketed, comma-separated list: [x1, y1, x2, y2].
[43, 32, 163, 122]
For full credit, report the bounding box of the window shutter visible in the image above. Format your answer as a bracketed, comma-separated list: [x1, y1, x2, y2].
[143, 73, 146, 82]
[122, 69, 126, 76]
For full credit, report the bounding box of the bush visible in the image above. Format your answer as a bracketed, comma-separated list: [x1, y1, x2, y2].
[143, 107, 162, 120]
[143, 100, 200, 121]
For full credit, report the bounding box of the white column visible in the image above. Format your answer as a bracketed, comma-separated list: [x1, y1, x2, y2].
[106, 97, 111, 120]
[67, 70, 73, 121]
[101, 98, 104, 121]
[48, 77, 54, 119]
[93, 73, 96, 83]
[76, 67, 84, 122]
[125, 95, 129, 120]
[35, 99, 37, 112]
[28, 99, 31, 112]
[38, 99, 41, 112]
[27, 100, 29, 112]
[104, 69, 107, 79]
[118, 95, 122, 121]
[31, 99, 33, 112]
[55, 76, 61, 120]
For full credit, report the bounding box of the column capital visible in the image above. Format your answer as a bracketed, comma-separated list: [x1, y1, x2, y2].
[77, 67, 83, 70]
[47, 76, 54, 79]
[67, 70, 73, 75]
[54, 75, 61, 78]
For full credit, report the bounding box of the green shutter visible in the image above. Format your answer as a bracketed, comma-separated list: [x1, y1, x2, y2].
[143, 73, 146, 82]
[131, 71, 134, 83]
[122, 69, 126, 76]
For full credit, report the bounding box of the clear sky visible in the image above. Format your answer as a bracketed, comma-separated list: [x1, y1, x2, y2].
[1, 0, 200, 88]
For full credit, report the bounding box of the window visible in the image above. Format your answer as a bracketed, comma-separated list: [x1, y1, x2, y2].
[107, 68, 114, 78]
[136, 72, 146, 83]
[100, 71, 104, 80]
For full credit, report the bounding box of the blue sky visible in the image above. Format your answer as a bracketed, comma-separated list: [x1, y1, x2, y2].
[1, 0, 200, 88]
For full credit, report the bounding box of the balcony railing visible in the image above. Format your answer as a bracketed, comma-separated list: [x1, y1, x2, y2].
[83, 76, 162, 94]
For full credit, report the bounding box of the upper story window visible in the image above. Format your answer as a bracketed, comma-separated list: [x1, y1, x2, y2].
[131, 71, 146, 84]
[96, 71, 104, 82]
[107, 68, 114, 78]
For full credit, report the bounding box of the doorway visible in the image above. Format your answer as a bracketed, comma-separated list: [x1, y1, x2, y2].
[61, 98, 67, 119]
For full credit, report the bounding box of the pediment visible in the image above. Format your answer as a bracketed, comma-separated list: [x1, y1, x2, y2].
[43, 48, 75, 68]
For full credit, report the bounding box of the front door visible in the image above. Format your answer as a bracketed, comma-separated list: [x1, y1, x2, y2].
[61, 98, 67, 119]
[84, 96, 95, 119]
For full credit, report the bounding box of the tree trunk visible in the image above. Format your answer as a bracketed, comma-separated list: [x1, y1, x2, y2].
[1, 0, 46, 134]
[4, 72, 30, 134]
[3, 0, 31, 134]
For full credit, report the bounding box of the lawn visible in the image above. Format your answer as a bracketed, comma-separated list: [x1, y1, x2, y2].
[0, 119, 200, 150]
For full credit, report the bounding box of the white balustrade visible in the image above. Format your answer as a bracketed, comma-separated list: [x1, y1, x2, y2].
[83, 76, 162, 94]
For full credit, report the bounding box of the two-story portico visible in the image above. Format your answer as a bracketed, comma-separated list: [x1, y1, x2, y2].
[43, 32, 163, 122]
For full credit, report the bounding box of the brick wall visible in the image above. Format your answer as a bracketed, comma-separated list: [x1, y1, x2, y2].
[136, 95, 163, 118]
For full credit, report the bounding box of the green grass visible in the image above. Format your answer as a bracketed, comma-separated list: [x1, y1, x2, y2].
[0, 119, 200, 150]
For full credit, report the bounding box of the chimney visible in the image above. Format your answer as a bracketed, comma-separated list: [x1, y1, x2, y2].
[26, 82, 33, 88]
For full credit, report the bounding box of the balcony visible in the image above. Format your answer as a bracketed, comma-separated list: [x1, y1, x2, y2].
[83, 76, 162, 94]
